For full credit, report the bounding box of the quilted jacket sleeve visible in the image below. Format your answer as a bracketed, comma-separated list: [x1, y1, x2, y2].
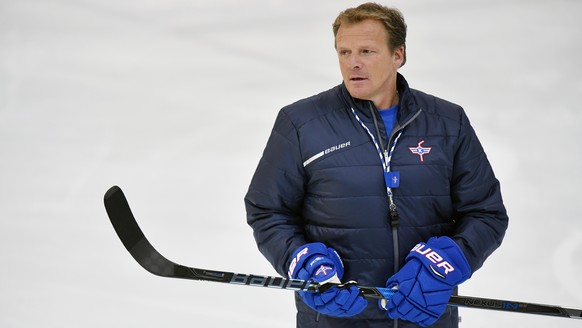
[244, 109, 308, 277]
[451, 110, 509, 273]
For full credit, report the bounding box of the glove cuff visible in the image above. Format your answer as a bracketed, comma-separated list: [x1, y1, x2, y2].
[288, 242, 344, 282]
[406, 236, 471, 286]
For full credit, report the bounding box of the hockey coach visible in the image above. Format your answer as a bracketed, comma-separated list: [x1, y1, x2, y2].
[245, 2, 509, 327]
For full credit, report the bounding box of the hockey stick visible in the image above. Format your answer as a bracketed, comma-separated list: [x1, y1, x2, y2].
[104, 185, 582, 319]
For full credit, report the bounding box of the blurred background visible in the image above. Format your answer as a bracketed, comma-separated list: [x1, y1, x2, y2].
[1, 0, 581, 327]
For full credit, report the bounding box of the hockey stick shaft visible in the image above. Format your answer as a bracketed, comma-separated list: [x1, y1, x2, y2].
[104, 185, 581, 319]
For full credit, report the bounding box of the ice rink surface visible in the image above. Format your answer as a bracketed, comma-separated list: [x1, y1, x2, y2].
[1, 0, 581, 327]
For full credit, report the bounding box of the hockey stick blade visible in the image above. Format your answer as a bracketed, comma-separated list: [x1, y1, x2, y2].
[104, 185, 582, 319]
[104, 186, 356, 293]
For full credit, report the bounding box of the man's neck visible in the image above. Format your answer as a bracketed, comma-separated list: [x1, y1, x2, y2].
[375, 89, 399, 110]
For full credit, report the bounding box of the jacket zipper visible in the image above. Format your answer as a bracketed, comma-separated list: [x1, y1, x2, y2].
[370, 104, 421, 328]
[381, 107, 422, 266]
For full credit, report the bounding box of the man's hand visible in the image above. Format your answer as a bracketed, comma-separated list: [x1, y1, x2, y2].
[289, 242, 367, 317]
[381, 237, 471, 326]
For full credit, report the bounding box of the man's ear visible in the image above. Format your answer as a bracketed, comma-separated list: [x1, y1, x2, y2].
[393, 45, 405, 68]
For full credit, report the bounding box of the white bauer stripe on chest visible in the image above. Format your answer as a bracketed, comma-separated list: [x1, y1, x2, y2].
[303, 141, 351, 167]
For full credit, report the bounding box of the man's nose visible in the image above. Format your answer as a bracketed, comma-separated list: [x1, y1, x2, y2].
[349, 56, 362, 70]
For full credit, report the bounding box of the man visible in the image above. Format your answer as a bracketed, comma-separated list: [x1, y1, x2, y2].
[245, 3, 508, 327]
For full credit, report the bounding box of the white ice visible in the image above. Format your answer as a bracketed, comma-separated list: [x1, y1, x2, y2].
[1, 0, 581, 327]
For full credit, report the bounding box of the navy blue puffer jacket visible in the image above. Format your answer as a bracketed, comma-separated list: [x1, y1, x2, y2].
[245, 74, 508, 327]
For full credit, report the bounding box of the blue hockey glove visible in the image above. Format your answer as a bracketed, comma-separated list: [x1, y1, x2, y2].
[380, 236, 471, 327]
[288, 242, 367, 317]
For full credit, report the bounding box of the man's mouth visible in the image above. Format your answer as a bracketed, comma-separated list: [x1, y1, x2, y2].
[350, 77, 367, 81]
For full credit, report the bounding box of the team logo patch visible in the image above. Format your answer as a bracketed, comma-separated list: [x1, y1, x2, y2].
[315, 265, 333, 277]
[408, 140, 432, 162]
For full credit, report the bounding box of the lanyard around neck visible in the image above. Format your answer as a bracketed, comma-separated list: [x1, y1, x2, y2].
[350, 108, 402, 199]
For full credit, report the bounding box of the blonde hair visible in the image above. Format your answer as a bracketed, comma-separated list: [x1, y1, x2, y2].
[333, 2, 407, 66]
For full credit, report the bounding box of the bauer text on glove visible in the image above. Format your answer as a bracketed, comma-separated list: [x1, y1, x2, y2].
[380, 236, 471, 327]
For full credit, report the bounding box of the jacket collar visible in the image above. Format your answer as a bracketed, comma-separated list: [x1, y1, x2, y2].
[339, 73, 419, 123]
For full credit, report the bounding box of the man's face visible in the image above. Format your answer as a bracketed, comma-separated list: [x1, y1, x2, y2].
[336, 19, 403, 109]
